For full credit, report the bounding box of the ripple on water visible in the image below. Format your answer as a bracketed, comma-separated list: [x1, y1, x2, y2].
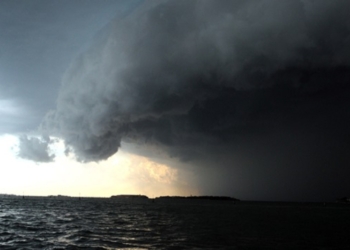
[0, 198, 350, 249]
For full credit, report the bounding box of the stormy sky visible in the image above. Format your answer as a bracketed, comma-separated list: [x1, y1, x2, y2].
[1, 0, 350, 201]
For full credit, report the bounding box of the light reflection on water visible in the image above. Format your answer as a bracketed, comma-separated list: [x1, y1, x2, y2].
[0, 198, 349, 249]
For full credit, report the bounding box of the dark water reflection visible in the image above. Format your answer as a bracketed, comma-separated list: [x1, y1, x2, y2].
[0, 198, 349, 249]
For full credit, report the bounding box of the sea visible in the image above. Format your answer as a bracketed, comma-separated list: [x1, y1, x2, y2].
[0, 197, 349, 249]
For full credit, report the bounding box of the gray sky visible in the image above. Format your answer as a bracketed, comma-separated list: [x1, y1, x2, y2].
[2, 0, 350, 201]
[0, 0, 141, 133]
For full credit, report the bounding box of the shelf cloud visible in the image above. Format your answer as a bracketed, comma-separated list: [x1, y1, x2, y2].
[18, 0, 350, 200]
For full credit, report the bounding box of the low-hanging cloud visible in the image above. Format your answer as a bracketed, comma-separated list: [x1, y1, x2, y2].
[17, 135, 55, 162]
[32, 0, 350, 164]
[16, 0, 350, 201]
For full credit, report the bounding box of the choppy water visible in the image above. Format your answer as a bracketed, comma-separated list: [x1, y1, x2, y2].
[0, 198, 349, 249]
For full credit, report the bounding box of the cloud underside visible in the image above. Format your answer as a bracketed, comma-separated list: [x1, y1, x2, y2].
[25, 0, 350, 168]
[17, 135, 55, 162]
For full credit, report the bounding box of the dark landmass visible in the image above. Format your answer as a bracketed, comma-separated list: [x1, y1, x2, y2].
[109, 195, 240, 202]
[48, 195, 71, 198]
[154, 196, 240, 201]
[108, 194, 242, 203]
[337, 197, 350, 203]
[2, 193, 348, 203]
[0, 194, 17, 197]
[0, 194, 106, 200]
[110, 195, 149, 200]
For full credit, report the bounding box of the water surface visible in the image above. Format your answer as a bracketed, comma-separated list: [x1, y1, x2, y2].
[0, 198, 349, 249]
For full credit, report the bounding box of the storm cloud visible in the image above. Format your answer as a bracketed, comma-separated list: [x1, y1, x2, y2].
[21, 0, 350, 200]
[37, 0, 349, 160]
[17, 135, 55, 162]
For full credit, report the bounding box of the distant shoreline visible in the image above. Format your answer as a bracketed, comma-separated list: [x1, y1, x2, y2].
[110, 194, 239, 201]
[153, 195, 240, 201]
[1, 194, 349, 203]
[0, 194, 239, 201]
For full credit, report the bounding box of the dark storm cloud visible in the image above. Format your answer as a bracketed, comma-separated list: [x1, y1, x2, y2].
[38, 0, 350, 160]
[21, 0, 350, 200]
[17, 135, 55, 162]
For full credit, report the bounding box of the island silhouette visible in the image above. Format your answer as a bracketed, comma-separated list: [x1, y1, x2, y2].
[110, 194, 240, 202]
